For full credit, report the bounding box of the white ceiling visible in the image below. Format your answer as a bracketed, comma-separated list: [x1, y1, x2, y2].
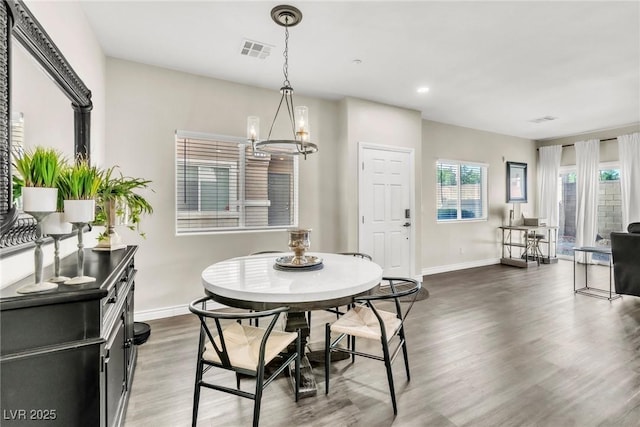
[79, 1, 640, 141]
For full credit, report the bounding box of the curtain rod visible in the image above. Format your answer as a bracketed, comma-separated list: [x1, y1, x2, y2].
[537, 137, 617, 150]
[558, 137, 617, 148]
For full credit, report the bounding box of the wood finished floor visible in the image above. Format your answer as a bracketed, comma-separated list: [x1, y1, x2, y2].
[125, 261, 640, 427]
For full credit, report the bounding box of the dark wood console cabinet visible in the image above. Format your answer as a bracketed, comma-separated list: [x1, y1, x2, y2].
[1, 246, 138, 426]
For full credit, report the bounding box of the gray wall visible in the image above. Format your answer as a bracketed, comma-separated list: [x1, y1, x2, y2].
[105, 58, 343, 314]
[340, 97, 423, 276]
[421, 120, 538, 273]
[104, 60, 425, 316]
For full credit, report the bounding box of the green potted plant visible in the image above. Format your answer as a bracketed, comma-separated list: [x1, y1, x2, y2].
[57, 159, 103, 285]
[12, 146, 66, 213]
[58, 159, 103, 223]
[93, 166, 153, 251]
[11, 146, 67, 294]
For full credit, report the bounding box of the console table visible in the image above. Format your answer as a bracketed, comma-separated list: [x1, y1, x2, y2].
[573, 246, 619, 301]
[499, 225, 558, 268]
[0, 246, 138, 427]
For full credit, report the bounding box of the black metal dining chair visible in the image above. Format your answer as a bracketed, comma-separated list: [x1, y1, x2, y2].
[189, 296, 301, 427]
[324, 277, 421, 415]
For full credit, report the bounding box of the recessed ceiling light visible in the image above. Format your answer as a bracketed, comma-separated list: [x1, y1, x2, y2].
[417, 87, 429, 94]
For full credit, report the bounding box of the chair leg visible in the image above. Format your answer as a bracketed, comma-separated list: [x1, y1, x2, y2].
[325, 323, 331, 394]
[253, 370, 265, 427]
[382, 339, 398, 415]
[295, 331, 301, 402]
[307, 311, 312, 328]
[236, 372, 241, 390]
[192, 359, 203, 427]
[351, 336, 356, 363]
[192, 329, 206, 427]
[400, 328, 411, 381]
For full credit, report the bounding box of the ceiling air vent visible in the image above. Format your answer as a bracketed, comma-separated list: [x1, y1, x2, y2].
[529, 116, 558, 124]
[240, 39, 272, 59]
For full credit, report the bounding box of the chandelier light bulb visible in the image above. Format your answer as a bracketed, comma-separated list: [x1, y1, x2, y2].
[247, 116, 259, 142]
[295, 106, 309, 142]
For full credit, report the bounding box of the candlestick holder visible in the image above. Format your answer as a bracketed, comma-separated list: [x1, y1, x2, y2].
[288, 228, 311, 265]
[63, 199, 97, 285]
[47, 233, 71, 283]
[17, 210, 58, 294]
[63, 222, 96, 285]
[42, 212, 73, 283]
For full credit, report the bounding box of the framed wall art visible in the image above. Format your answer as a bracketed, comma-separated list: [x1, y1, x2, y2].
[506, 161, 527, 203]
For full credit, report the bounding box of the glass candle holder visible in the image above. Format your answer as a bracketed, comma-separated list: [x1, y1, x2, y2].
[288, 228, 311, 265]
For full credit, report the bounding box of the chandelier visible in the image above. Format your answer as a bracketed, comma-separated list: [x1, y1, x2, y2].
[247, 5, 318, 159]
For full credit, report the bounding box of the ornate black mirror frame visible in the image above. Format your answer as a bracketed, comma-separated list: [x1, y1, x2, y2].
[0, 0, 92, 254]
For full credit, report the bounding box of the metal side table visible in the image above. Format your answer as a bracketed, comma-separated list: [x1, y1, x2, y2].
[573, 246, 620, 301]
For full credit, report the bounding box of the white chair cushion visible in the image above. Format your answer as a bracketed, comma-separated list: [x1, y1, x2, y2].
[330, 305, 401, 341]
[203, 322, 297, 372]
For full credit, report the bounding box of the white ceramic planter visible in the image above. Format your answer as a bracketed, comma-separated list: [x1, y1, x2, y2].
[64, 199, 96, 223]
[22, 187, 57, 212]
[42, 212, 73, 235]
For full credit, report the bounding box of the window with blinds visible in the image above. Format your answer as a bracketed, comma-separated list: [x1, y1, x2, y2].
[436, 160, 488, 222]
[175, 131, 298, 234]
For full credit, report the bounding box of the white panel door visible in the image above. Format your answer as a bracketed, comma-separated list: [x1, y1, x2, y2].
[359, 145, 412, 277]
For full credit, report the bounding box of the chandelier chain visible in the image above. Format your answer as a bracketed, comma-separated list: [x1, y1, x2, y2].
[282, 17, 290, 87]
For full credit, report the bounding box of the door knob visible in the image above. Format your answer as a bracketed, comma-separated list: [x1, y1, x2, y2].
[402, 222, 411, 227]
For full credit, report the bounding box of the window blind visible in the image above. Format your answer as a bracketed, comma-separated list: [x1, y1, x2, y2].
[175, 131, 298, 234]
[436, 160, 487, 221]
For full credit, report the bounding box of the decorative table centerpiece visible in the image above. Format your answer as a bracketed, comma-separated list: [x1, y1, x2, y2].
[273, 228, 323, 271]
[288, 228, 312, 265]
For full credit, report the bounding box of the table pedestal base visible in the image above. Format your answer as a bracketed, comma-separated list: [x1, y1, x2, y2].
[284, 311, 349, 398]
[284, 312, 316, 398]
[289, 356, 317, 398]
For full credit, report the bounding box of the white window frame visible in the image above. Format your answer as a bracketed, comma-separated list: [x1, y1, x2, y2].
[436, 159, 489, 223]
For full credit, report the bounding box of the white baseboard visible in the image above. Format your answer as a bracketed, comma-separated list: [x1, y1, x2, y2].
[135, 301, 225, 322]
[421, 258, 501, 276]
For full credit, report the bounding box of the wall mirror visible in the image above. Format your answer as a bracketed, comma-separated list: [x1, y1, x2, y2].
[0, 0, 92, 254]
[506, 161, 527, 203]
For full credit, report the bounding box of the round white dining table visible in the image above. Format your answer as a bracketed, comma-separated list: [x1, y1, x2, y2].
[201, 252, 383, 398]
[201, 252, 383, 311]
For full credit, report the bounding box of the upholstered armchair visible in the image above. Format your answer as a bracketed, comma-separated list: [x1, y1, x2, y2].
[611, 223, 640, 297]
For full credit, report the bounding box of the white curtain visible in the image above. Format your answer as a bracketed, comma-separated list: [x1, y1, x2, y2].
[617, 132, 640, 228]
[537, 145, 562, 226]
[575, 139, 600, 262]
